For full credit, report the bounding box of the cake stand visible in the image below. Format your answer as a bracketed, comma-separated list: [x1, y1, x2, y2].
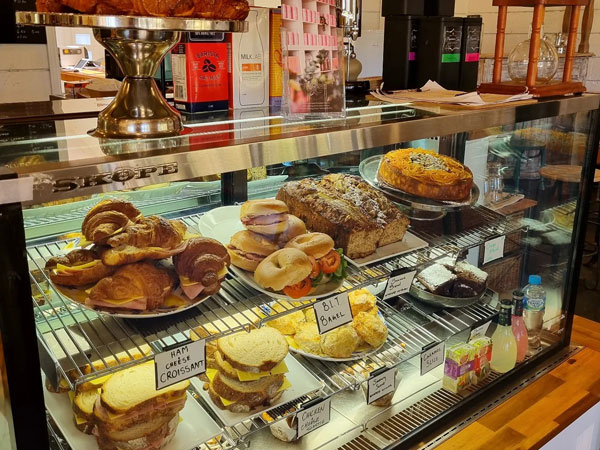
[359, 155, 480, 220]
[16, 12, 247, 139]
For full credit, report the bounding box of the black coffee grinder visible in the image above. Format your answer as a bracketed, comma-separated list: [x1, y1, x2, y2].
[341, 0, 370, 97]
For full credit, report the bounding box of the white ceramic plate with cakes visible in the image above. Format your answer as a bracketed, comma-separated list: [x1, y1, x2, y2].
[196, 203, 345, 301]
[191, 354, 323, 427]
[42, 373, 224, 450]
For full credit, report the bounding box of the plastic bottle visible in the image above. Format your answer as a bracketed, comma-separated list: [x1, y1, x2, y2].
[490, 299, 518, 373]
[523, 275, 546, 356]
[511, 290, 528, 363]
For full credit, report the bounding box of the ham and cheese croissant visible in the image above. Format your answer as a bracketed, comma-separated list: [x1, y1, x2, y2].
[45, 247, 116, 287]
[173, 237, 230, 299]
[36, 0, 250, 20]
[86, 262, 175, 312]
[101, 216, 187, 266]
[81, 199, 141, 245]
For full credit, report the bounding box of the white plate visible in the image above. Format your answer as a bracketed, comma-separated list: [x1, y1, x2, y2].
[197, 205, 344, 300]
[287, 310, 387, 362]
[42, 373, 223, 450]
[53, 283, 212, 319]
[193, 354, 323, 427]
[230, 265, 344, 301]
[195, 205, 245, 245]
[344, 231, 429, 268]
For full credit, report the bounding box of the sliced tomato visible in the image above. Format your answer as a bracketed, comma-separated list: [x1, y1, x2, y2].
[308, 256, 321, 279]
[319, 250, 341, 274]
[283, 278, 312, 299]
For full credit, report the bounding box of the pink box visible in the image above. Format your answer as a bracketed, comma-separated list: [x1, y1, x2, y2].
[304, 33, 309, 46]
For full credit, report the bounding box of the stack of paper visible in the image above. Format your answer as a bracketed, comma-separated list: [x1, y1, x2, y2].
[372, 81, 533, 106]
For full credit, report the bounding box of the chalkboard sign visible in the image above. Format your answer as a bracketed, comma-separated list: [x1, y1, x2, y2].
[0, 0, 47, 44]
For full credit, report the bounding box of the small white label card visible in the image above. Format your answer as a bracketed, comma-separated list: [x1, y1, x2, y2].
[469, 320, 492, 341]
[155, 339, 206, 390]
[297, 398, 332, 438]
[367, 367, 396, 405]
[313, 293, 353, 334]
[420, 341, 445, 376]
[483, 236, 505, 265]
[383, 268, 417, 301]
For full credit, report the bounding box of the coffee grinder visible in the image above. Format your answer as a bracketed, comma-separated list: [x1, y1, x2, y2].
[341, 0, 370, 96]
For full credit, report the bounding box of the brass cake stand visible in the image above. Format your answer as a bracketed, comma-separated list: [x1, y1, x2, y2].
[16, 11, 247, 139]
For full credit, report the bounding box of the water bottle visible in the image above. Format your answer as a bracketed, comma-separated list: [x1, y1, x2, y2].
[523, 275, 546, 355]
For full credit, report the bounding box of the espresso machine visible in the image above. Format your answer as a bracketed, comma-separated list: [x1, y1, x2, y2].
[340, 0, 370, 95]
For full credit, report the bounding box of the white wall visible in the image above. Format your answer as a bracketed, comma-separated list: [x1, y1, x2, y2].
[0, 44, 53, 103]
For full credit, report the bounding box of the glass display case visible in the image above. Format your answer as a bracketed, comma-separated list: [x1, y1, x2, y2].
[1, 95, 599, 450]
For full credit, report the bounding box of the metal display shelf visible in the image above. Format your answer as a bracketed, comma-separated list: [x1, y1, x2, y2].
[30, 203, 502, 445]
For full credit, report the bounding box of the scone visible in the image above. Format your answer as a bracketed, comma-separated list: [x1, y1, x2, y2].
[304, 308, 317, 323]
[353, 312, 388, 348]
[294, 322, 322, 355]
[348, 288, 377, 316]
[267, 310, 305, 335]
[320, 325, 359, 358]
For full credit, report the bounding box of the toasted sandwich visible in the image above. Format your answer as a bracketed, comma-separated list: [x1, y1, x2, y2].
[206, 327, 291, 413]
[92, 361, 189, 450]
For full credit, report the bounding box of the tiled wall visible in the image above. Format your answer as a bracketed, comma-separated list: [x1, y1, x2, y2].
[0, 44, 53, 103]
[360, 0, 600, 90]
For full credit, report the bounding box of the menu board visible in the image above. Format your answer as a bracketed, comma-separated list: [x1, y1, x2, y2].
[0, 0, 47, 44]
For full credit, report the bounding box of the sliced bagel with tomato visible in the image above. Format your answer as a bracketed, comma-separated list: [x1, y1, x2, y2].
[284, 233, 347, 287]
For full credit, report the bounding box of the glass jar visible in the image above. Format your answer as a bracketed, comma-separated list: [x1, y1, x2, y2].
[484, 161, 504, 205]
[508, 33, 559, 83]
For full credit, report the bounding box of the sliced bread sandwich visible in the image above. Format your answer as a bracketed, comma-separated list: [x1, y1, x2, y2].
[92, 361, 189, 450]
[207, 327, 291, 413]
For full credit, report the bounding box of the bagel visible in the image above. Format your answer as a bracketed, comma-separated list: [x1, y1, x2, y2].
[227, 230, 278, 272]
[241, 199, 289, 235]
[285, 232, 334, 259]
[274, 215, 307, 247]
[254, 248, 312, 292]
[46, 248, 116, 287]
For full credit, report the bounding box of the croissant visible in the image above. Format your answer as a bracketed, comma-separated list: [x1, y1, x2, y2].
[101, 216, 187, 266]
[36, 0, 250, 20]
[173, 237, 230, 298]
[86, 262, 175, 311]
[82, 199, 141, 244]
[45, 247, 116, 287]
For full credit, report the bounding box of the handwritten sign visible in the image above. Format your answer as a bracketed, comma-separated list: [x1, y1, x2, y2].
[154, 339, 206, 390]
[367, 367, 396, 405]
[313, 293, 353, 334]
[469, 320, 492, 341]
[420, 342, 445, 376]
[383, 269, 417, 300]
[483, 236, 505, 265]
[297, 398, 331, 438]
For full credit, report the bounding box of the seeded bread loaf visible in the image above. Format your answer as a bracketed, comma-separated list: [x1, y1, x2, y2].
[276, 175, 409, 259]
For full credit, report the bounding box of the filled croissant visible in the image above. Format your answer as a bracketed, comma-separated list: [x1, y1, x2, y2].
[173, 237, 230, 299]
[86, 262, 175, 312]
[45, 247, 116, 287]
[36, 0, 250, 20]
[101, 216, 187, 266]
[81, 199, 141, 244]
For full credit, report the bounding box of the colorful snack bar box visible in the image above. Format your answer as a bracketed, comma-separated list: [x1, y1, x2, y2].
[443, 342, 475, 394]
[469, 336, 493, 384]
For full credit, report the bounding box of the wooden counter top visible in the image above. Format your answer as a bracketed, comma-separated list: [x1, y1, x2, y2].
[438, 316, 600, 450]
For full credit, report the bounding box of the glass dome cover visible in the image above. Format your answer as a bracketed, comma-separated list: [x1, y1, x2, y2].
[508, 35, 559, 83]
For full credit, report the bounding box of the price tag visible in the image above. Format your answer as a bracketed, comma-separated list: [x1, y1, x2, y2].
[383, 269, 417, 301]
[366, 367, 396, 405]
[469, 320, 492, 341]
[297, 398, 331, 438]
[420, 342, 445, 376]
[154, 339, 206, 390]
[483, 236, 505, 265]
[313, 293, 353, 335]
